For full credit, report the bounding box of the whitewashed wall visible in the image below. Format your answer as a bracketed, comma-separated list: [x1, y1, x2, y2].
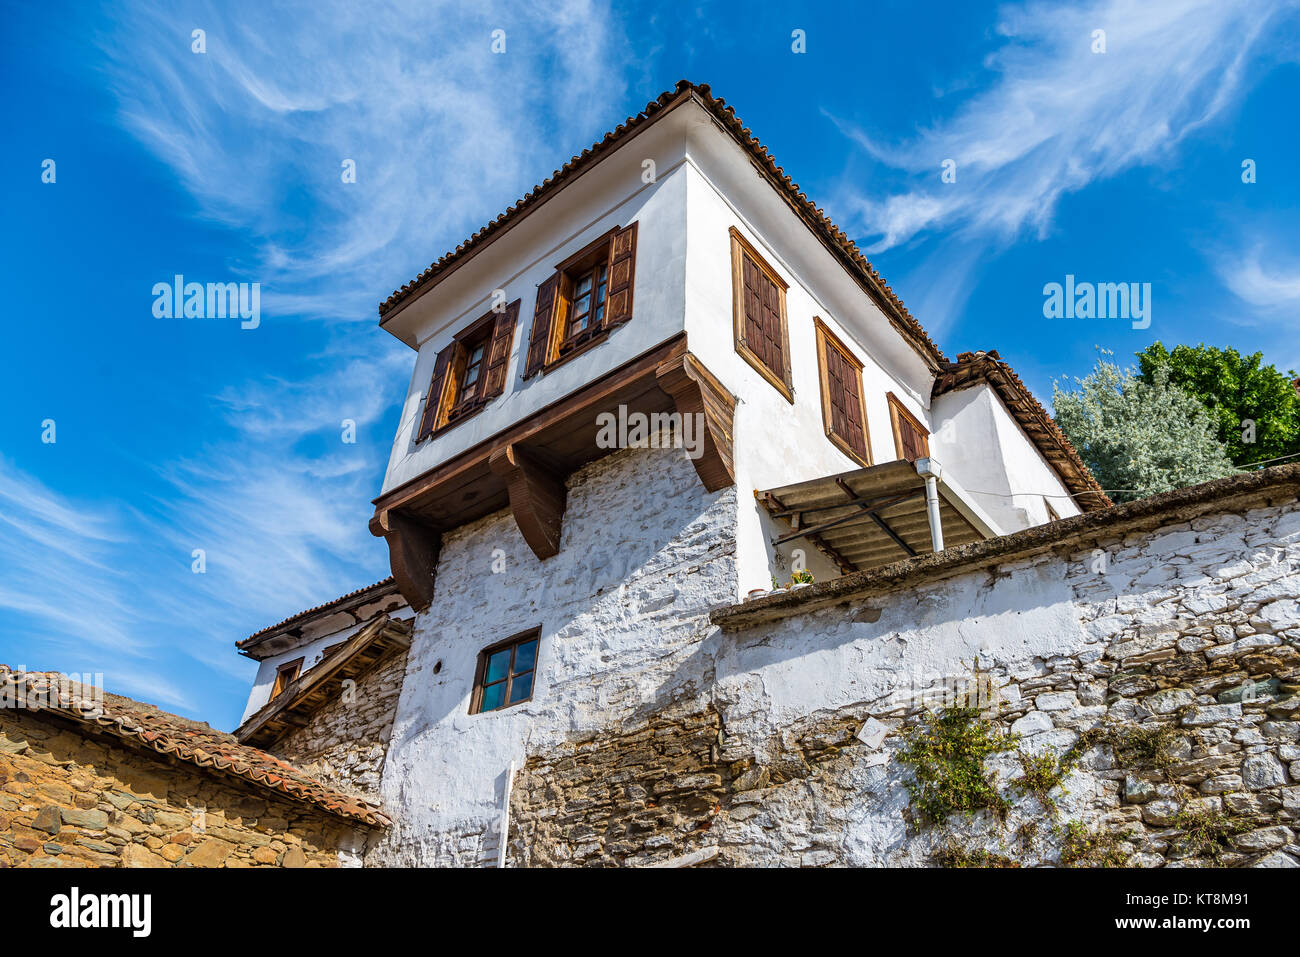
[367, 443, 736, 865]
[930, 383, 1083, 532]
[380, 121, 693, 496]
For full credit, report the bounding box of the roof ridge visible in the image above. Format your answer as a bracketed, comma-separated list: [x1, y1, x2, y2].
[0, 664, 390, 827]
[377, 80, 947, 368]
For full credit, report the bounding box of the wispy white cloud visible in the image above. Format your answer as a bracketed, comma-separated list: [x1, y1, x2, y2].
[827, 0, 1298, 253]
[20, 0, 631, 727]
[101, 0, 629, 315]
[1217, 245, 1300, 311]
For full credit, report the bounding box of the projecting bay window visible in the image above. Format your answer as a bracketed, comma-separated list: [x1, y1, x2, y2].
[471, 627, 540, 714]
[416, 298, 521, 442]
[523, 223, 637, 378]
[730, 226, 793, 402]
[814, 318, 871, 467]
[887, 392, 930, 463]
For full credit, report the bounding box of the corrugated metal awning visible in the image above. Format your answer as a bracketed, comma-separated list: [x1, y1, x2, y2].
[756, 459, 998, 574]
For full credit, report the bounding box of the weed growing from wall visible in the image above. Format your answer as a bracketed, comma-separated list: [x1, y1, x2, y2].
[897, 707, 1017, 826]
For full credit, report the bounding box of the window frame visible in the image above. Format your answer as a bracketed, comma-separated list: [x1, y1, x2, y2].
[425, 311, 498, 439]
[886, 391, 930, 464]
[547, 229, 618, 371]
[271, 657, 303, 700]
[813, 317, 872, 467]
[729, 226, 793, 403]
[469, 627, 541, 715]
[441, 312, 498, 426]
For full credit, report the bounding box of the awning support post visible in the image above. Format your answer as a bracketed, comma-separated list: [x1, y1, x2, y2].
[916, 458, 945, 553]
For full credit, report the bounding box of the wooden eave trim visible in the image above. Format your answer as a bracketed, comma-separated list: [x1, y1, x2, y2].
[236, 617, 410, 745]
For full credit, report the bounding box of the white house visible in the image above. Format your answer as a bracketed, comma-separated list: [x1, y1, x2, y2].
[238, 81, 1112, 865]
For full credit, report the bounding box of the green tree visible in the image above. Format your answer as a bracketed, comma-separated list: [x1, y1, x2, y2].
[1052, 354, 1236, 502]
[1136, 342, 1300, 467]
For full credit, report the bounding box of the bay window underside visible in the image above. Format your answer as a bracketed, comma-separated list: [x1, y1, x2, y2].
[369, 333, 735, 611]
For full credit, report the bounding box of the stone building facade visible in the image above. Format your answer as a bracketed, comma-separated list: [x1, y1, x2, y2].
[0, 669, 385, 868]
[502, 468, 1300, 867]
[271, 648, 409, 798]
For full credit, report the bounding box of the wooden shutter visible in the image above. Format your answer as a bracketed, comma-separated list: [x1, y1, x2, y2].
[739, 253, 767, 361]
[523, 275, 559, 379]
[888, 393, 930, 463]
[483, 298, 519, 398]
[416, 341, 458, 442]
[603, 222, 637, 330]
[760, 272, 790, 390]
[817, 319, 870, 465]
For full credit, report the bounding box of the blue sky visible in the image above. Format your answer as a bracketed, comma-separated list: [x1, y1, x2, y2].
[3, 0, 1299, 731]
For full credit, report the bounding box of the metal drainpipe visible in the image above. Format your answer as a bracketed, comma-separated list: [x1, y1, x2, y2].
[915, 458, 945, 553]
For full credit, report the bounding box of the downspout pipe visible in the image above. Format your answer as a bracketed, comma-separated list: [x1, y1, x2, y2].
[915, 458, 945, 553]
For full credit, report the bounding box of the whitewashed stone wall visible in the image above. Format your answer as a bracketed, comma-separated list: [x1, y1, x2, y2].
[272, 649, 408, 799]
[365, 442, 737, 866]
[504, 491, 1300, 867]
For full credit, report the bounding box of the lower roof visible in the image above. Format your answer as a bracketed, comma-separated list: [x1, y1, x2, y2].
[0, 664, 389, 827]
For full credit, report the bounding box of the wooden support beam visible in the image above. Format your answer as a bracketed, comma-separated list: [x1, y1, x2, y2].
[760, 490, 858, 575]
[836, 478, 916, 558]
[655, 352, 736, 493]
[369, 511, 441, 612]
[489, 443, 567, 560]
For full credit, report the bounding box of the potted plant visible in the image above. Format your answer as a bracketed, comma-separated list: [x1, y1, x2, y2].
[790, 568, 814, 590]
[768, 574, 787, 596]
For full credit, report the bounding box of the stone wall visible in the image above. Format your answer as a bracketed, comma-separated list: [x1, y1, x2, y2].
[0, 710, 363, 868]
[504, 491, 1300, 866]
[271, 648, 408, 798]
[367, 441, 737, 866]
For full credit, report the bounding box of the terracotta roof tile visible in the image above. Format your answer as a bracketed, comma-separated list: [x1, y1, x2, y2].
[378, 80, 947, 369]
[238, 577, 397, 649]
[0, 664, 390, 827]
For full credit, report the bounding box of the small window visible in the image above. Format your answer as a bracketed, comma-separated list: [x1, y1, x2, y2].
[471, 628, 540, 714]
[887, 392, 930, 463]
[416, 299, 520, 442]
[814, 318, 871, 466]
[523, 224, 637, 378]
[730, 227, 792, 402]
[271, 658, 303, 699]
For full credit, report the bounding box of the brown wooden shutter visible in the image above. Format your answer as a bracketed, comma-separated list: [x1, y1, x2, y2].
[523, 274, 559, 379]
[899, 417, 928, 462]
[761, 273, 790, 390]
[825, 346, 867, 461]
[483, 298, 519, 398]
[739, 253, 766, 361]
[416, 341, 458, 441]
[603, 222, 637, 330]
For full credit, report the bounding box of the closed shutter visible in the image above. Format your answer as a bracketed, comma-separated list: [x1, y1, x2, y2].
[826, 345, 868, 461]
[739, 253, 767, 363]
[523, 275, 559, 379]
[899, 416, 928, 462]
[416, 341, 458, 441]
[738, 251, 787, 386]
[603, 222, 637, 330]
[762, 274, 790, 391]
[483, 298, 519, 398]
